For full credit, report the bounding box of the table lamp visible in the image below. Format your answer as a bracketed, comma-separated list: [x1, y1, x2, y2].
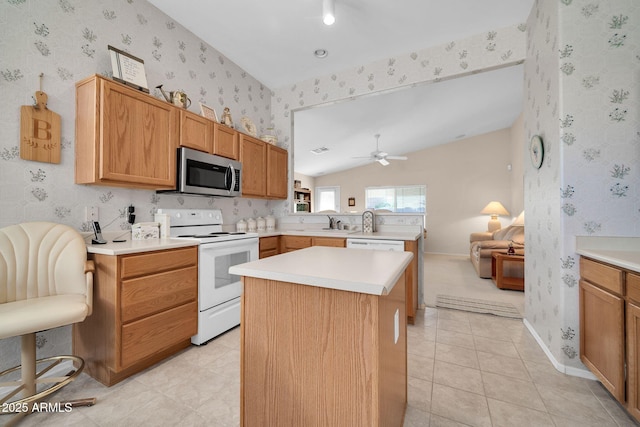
[481, 201, 510, 232]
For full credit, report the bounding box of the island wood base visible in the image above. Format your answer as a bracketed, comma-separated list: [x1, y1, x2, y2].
[240, 274, 407, 427]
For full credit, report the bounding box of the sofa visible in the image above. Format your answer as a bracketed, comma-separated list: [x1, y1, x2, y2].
[470, 224, 525, 278]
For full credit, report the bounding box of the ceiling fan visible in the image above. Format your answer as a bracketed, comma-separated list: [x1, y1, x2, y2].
[354, 134, 408, 166]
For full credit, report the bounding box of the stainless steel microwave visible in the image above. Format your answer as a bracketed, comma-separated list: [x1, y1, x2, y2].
[164, 147, 242, 197]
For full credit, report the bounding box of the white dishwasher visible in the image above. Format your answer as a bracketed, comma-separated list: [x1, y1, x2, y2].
[346, 238, 405, 251]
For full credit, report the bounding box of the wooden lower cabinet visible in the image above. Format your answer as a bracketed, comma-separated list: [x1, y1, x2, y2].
[579, 257, 640, 421]
[280, 235, 312, 252]
[627, 301, 640, 420]
[280, 235, 346, 253]
[73, 246, 198, 386]
[259, 236, 280, 259]
[241, 272, 406, 426]
[579, 279, 625, 401]
[404, 240, 418, 324]
[311, 236, 346, 248]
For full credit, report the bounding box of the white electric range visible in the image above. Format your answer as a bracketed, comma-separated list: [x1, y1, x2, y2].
[158, 208, 258, 345]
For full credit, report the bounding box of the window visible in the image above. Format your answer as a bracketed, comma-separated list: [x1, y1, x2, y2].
[316, 186, 340, 212]
[365, 185, 426, 213]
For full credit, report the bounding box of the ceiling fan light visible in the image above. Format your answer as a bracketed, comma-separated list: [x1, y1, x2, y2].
[323, 0, 335, 25]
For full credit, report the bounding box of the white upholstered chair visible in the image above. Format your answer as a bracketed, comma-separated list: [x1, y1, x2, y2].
[0, 222, 95, 424]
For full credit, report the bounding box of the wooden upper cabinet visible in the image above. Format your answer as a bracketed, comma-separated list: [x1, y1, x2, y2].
[179, 110, 213, 153]
[240, 134, 267, 198]
[213, 123, 239, 160]
[266, 144, 288, 199]
[75, 75, 179, 189]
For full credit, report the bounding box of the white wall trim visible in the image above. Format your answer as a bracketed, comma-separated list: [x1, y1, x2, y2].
[522, 318, 597, 381]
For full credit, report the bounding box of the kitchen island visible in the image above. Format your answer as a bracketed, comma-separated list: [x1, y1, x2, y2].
[230, 246, 413, 427]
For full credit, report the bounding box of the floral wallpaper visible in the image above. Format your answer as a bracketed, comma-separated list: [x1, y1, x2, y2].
[524, 0, 639, 373]
[6, 0, 629, 383]
[0, 0, 277, 369]
[0, 0, 276, 233]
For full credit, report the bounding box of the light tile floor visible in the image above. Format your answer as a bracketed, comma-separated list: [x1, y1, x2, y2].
[9, 307, 640, 427]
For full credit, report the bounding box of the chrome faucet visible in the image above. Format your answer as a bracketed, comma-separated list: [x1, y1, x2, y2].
[328, 215, 337, 229]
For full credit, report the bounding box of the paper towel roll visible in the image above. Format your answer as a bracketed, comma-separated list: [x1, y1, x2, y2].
[154, 213, 171, 239]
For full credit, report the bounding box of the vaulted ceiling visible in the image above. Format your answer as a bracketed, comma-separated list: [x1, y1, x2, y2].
[148, 0, 534, 176]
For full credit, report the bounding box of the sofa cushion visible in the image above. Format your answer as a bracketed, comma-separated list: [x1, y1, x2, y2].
[493, 225, 524, 243]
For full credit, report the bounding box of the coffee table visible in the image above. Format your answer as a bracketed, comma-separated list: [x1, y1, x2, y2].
[491, 252, 525, 291]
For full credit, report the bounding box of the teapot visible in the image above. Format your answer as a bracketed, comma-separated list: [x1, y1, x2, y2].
[156, 84, 191, 109]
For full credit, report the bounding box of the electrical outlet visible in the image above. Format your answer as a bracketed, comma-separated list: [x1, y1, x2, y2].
[85, 206, 99, 222]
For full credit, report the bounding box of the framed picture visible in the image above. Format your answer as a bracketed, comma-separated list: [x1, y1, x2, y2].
[348, 197, 355, 207]
[108, 45, 149, 93]
[200, 103, 218, 122]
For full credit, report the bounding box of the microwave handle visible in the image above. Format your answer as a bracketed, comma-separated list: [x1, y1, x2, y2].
[226, 164, 236, 193]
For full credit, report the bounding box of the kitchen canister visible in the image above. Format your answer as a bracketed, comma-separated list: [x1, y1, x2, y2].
[247, 217, 257, 232]
[236, 219, 247, 233]
[266, 215, 276, 231]
[362, 210, 375, 233]
[256, 217, 266, 232]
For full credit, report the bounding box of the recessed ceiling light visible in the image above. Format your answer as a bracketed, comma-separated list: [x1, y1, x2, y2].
[310, 147, 329, 154]
[314, 49, 328, 59]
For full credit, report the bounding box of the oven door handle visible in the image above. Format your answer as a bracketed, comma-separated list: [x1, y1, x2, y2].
[225, 164, 236, 194]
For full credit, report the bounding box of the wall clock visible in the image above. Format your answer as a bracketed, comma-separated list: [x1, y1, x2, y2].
[529, 135, 544, 169]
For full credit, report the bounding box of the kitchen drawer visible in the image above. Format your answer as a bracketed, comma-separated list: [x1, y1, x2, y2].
[120, 246, 197, 279]
[628, 273, 640, 304]
[260, 236, 279, 251]
[121, 266, 197, 323]
[282, 235, 312, 250]
[260, 248, 279, 259]
[312, 237, 346, 247]
[580, 257, 624, 296]
[120, 301, 197, 368]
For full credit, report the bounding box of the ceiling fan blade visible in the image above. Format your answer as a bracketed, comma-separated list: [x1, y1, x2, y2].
[378, 158, 390, 166]
[386, 155, 408, 160]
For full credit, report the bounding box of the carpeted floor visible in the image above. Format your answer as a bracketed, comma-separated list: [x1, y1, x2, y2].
[424, 253, 525, 318]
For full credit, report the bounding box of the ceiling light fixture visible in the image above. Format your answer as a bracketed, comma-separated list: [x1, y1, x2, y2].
[314, 48, 328, 59]
[322, 0, 335, 25]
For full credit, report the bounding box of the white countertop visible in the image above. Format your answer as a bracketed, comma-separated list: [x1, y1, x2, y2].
[86, 238, 197, 255]
[257, 229, 422, 241]
[229, 246, 414, 296]
[576, 236, 640, 272]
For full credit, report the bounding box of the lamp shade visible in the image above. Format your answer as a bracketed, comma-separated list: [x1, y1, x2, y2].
[511, 210, 525, 227]
[480, 201, 509, 217]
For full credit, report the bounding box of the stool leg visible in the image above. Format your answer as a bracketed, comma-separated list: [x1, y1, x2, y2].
[21, 333, 36, 398]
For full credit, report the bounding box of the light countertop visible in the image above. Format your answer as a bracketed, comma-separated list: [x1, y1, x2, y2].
[86, 238, 197, 255]
[576, 236, 640, 273]
[229, 246, 413, 296]
[256, 229, 422, 240]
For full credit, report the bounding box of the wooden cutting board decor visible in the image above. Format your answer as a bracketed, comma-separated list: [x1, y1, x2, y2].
[20, 90, 61, 163]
